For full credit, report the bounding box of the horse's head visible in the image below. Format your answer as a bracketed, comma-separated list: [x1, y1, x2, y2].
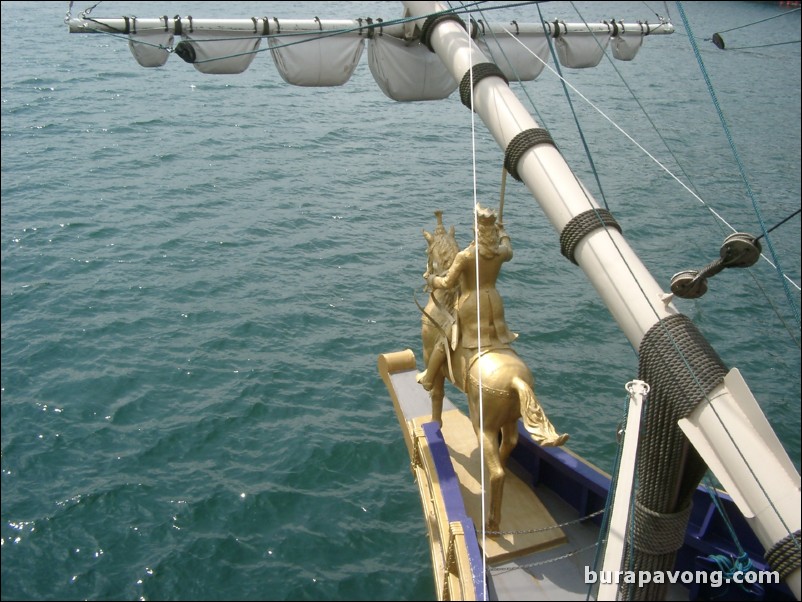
[423, 210, 459, 278]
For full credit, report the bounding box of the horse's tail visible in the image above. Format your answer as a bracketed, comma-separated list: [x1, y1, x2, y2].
[511, 376, 569, 447]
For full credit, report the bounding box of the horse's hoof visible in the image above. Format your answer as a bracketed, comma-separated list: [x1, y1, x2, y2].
[543, 433, 569, 447]
[416, 370, 434, 392]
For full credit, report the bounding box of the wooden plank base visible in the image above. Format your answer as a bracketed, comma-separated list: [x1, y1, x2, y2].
[413, 408, 567, 565]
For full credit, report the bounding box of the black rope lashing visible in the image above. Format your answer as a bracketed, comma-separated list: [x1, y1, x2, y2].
[174, 40, 196, 63]
[559, 208, 622, 264]
[503, 128, 556, 181]
[620, 313, 728, 601]
[631, 501, 692, 556]
[467, 18, 481, 39]
[459, 62, 508, 110]
[765, 529, 801, 581]
[420, 12, 466, 52]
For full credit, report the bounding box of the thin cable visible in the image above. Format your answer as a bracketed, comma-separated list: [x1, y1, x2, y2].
[756, 209, 801, 242]
[465, 26, 488, 597]
[501, 5, 800, 355]
[723, 40, 801, 51]
[545, 3, 611, 210]
[501, 25, 801, 293]
[677, 1, 801, 327]
[715, 8, 800, 35]
[587, 395, 629, 601]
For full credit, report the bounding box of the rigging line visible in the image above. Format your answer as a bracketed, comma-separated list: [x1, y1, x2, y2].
[470, 5, 556, 146]
[462, 16, 488, 594]
[500, 15, 790, 436]
[572, 6, 708, 220]
[640, 1, 671, 23]
[657, 10, 802, 523]
[503, 9, 797, 537]
[474, 4, 799, 565]
[542, 3, 611, 210]
[450, 17, 644, 576]
[663, 1, 674, 24]
[587, 394, 631, 601]
[636, 168, 802, 571]
[499, 22, 684, 337]
[489, 508, 606, 537]
[75, 0, 600, 64]
[701, 473, 749, 558]
[677, 1, 801, 328]
[756, 208, 802, 242]
[560, 2, 636, 211]
[487, 21, 709, 500]
[723, 40, 802, 51]
[714, 7, 801, 35]
[78, 0, 102, 19]
[746, 273, 802, 350]
[497, 20, 665, 329]
[566, 3, 801, 344]
[504, 24, 801, 293]
[675, 369, 802, 549]
[473, 2, 633, 254]
[583, 13, 798, 356]
[257, 1, 523, 40]
[490, 542, 600, 574]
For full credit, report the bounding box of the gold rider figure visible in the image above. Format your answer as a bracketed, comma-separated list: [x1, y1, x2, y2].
[417, 204, 517, 391]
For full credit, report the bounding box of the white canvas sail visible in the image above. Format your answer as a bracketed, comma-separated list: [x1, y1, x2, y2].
[269, 34, 364, 86]
[611, 31, 644, 61]
[554, 31, 609, 68]
[368, 34, 457, 101]
[128, 30, 173, 68]
[477, 31, 550, 81]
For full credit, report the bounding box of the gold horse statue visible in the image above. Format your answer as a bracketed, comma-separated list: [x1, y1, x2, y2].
[418, 207, 568, 532]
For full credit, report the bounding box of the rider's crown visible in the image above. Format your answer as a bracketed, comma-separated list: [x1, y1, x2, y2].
[476, 205, 497, 226]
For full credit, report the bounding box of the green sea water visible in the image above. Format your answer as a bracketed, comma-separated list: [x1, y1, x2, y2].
[2, 2, 799, 600]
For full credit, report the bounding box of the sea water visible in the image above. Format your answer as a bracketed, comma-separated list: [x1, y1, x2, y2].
[2, 2, 799, 600]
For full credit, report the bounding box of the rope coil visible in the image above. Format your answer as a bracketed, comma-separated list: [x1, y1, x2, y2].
[765, 529, 801, 580]
[420, 12, 466, 52]
[559, 208, 622, 264]
[459, 62, 508, 110]
[503, 128, 557, 181]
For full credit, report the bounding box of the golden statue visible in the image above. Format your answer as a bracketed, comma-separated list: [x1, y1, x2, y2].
[418, 206, 568, 532]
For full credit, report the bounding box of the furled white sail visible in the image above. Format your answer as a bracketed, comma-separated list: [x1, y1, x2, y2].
[368, 35, 457, 101]
[611, 32, 644, 61]
[270, 34, 364, 86]
[128, 30, 173, 68]
[554, 32, 609, 68]
[477, 32, 550, 81]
